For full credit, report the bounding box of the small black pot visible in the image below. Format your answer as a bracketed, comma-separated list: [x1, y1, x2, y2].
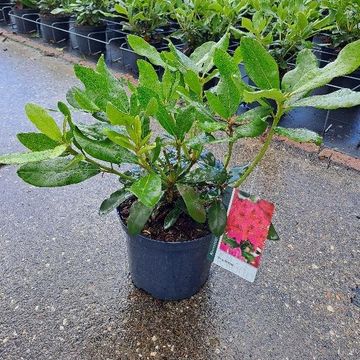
[73, 23, 107, 55]
[12, 8, 39, 34]
[118, 217, 213, 301]
[39, 14, 70, 43]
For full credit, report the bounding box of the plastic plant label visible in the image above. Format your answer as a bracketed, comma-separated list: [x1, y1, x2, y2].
[213, 189, 275, 283]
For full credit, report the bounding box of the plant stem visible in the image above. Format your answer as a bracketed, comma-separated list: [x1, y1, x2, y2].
[224, 120, 235, 169]
[224, 141, 234, 169]
[233, 105, 284, 188]
[69, 147, 133, 181]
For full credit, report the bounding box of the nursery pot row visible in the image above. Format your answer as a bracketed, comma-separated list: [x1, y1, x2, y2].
[39, 14, 70, 43]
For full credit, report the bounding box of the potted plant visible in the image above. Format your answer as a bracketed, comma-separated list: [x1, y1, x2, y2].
[53, 0, 112, 55]
[12, 0, 39, 34]
[171, 0, 246, 54]
[115, 0, 172, 46]
[38, 0, 70, 43]
[315, 0, 360, 89]
[231, 0, 334, 72]
[1, 37, 360, 300]
[113, 0, 172, 75]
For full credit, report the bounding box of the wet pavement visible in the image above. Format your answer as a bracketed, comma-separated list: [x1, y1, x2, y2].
[0, 40, 360, 360]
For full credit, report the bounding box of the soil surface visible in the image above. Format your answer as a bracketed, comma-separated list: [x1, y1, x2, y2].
[118, 197, 210, 242]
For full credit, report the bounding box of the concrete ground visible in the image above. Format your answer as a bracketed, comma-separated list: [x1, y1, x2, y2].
[0, 39, 359, 360]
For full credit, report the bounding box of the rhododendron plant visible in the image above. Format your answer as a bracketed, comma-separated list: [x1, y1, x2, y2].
[1, 35, 360, 238]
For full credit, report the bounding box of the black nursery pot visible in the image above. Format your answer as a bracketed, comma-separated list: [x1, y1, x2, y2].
[12, 8, 39, 34]
[118, 216, 213, 301]
[73, 23, 107, 55]
[39, 14, 70, 43]
[120, 41, 167, 77]
[0, 3, 12, 23]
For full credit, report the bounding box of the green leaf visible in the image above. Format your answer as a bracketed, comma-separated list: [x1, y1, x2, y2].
[208, 200, 227, 237]
[137, 60, 161, 95]
[267, 223, 280, 241]
[290, 89, 360, 110]
[243, 89, 285, 103]
[175, 106, 195, 140]
[240, 37, 280, 90]
[106, 102, 134, 126]
[73, 88, 100, 113]
[127, 35, 165, 67]
[130, 173, 163, 208]
[184, 166, 227, 185]
[77, 122, 126, 141]
[99, 189, 132, 216]
[190, 41, 217, 73]
[234, 117, 268, 138]
[17, 133, 60, 151]
[57, 101, 72, 120]
[168, 42, 199, 73]
[275, 127, 322, 145]
[190, 33, 229, 74]
[206, 49, 242, 118]
[214, 48, 240, 78]
[206, 92, 228, 119]
[184, 70, 202, 98]
[206, 76, 240, 118]
[145, 98, 158, 116]
[161, 68, 180, 102]
[25, 103, 63, 142]
[156, 104, 177, 136]
[74, 127, 137, 164]
[228, 164, 249, 184]
[114, 3, 128, 16]
[17, 158, 100, 187]
[291, 40, 360, 96]
[127, 200, 153, 235]
[235, 106, 271, 123]
[105, 130, 135, 151]
[176, 184, 206, 223]
[187, 133, 216, 149]
[0, 145, 67, 165]
[198, 120, 226, 133]
[164, 207, 182, 230]
[282, 49, 319, 92]
[74, 56, 129, 112]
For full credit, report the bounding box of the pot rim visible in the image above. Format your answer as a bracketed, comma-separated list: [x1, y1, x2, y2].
[73, 22, 106, 30]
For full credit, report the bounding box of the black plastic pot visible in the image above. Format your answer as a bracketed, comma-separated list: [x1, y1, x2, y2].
[118, 217, 213, 301]
[0, 3, 12, 23]
[73, 23, 107, 56]
[39, 14, 70, 43]
[12, 8, 39, 34]
[120, 42, 166, 77]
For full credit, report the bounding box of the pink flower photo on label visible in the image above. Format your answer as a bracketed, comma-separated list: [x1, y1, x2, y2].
[219, 190, 275, 269]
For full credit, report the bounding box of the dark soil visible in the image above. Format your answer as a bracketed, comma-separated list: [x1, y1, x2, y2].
[118, 197, 211, 243]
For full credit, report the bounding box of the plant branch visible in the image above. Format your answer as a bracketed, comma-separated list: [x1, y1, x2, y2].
[69, 147, 133, 181]
[232, 104, 284, 188]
